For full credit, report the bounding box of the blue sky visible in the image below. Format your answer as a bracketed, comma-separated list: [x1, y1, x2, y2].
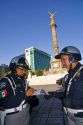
[0, 0, 83, 65]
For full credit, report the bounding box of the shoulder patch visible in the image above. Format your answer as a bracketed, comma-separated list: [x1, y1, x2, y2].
[0, 89, 8, 98]
[0, 82, 6, 89]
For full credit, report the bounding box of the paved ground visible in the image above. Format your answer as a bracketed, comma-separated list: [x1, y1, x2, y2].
[30, 84, 67, 125]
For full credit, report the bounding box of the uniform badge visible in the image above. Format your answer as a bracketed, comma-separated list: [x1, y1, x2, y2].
[0, 82, 6, 89]
[77, 71, 80, 77]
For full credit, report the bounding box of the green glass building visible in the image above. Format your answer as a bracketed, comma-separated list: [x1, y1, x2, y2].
[25, 47, 51, 71]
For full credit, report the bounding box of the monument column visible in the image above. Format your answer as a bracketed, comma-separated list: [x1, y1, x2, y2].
[49, 12, 59, 56]
[49, 12, 61, 73]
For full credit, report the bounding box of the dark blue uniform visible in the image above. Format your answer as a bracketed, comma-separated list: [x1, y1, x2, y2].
[49, 63, 83, 110]
[0, 74, 29, 109]
[63, 62, 83, 110]
[48, 62, 83, 125]
[0, 73, 30, 125]
[62, 62, 83, 125]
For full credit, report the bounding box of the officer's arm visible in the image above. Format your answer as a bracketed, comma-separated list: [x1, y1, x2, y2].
[0, 93, 26, 109]
[44, 77, 66, 99]
[48, 90, 65, 98]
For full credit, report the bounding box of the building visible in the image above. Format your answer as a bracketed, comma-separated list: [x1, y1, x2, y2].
[25, 47, 51, 71]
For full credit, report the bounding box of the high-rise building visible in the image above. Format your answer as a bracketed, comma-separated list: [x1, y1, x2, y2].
[25, 47, 51, 71]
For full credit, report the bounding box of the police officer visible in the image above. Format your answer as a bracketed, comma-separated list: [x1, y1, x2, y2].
[54, 46, 83, 125]
[0, 56, 34, 125]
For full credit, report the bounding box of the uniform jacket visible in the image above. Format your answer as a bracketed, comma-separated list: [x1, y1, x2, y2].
[50, 62, 83, 109]
[0, 73, 28, 109]
[64, 62, 83, 109]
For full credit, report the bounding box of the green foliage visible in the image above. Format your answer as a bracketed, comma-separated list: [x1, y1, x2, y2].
[32, 71, 35, 75]
[24, 70, 29, 79]
[35, 70, 43, 76]
[3, 67, 10, 76]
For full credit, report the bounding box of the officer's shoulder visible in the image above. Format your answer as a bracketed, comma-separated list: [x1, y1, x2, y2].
[81, 64, 83, 72]
[76, 64, 83, 78]
[0, 75, 11, 84]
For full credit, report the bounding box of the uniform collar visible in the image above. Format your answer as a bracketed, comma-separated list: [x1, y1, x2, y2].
[68, 62, 81, 78]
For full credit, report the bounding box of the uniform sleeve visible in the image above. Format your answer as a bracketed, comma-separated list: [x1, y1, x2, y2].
[0, 78, 26, 109]
[0, 78, 9, 99]
[47, 76, 67, 99]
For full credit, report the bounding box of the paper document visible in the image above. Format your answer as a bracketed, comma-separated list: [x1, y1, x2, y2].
[32, 88, 48, 95]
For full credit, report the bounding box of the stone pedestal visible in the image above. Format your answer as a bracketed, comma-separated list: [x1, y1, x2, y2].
[50, 58, 62, 73]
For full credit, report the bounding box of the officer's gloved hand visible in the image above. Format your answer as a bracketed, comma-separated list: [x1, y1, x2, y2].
[48, 90, 65, 99]
[56, 78, 63, 85]
[26, 88, 34, 96]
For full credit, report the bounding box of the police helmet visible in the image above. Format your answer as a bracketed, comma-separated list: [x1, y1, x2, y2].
[9, 56, 30, 72]
[55, 46, 82, 61]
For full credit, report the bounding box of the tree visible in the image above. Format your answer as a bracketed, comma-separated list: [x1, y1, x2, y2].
[35, 70, 43, 76]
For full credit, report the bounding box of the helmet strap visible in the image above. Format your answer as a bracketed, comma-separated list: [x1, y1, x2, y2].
[69, 55, 75, 70]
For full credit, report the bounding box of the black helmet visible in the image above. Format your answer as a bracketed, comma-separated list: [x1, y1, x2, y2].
[9, 56, 30, 72]
[55, 46, 82, 61]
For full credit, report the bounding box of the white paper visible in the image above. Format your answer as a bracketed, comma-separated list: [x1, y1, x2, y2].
[32, 88, 48, 95]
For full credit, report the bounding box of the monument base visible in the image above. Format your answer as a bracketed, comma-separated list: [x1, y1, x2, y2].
[49, 58, 66, 74]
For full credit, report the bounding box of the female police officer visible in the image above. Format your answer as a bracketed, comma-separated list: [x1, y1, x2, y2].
[54, 46, 83, 125]
[0, 56, 34, 125]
